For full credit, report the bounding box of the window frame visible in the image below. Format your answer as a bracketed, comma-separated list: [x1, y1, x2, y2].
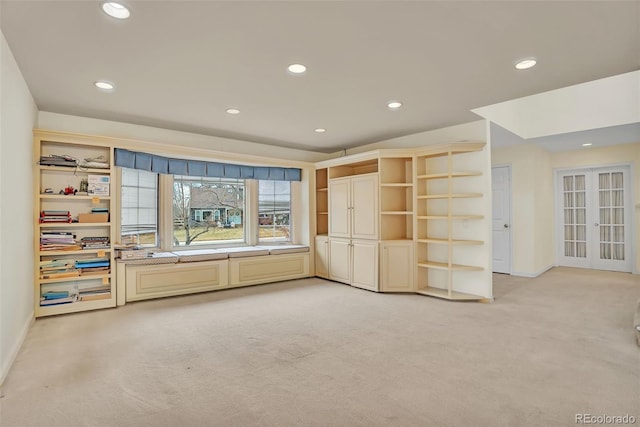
[118, 167, 302, 252]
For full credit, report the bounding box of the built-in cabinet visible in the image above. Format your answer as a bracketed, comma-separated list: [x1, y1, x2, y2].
[315, 235, 329, 279]
[33, 131, 117, 317]
[329, 174, 379, 240]
[315, 143, 489, 301]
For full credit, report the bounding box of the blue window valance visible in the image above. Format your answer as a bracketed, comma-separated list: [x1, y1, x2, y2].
[114, 149, 301, 181]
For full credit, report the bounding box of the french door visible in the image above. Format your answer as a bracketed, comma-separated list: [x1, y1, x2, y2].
[557, 166, 632, 272]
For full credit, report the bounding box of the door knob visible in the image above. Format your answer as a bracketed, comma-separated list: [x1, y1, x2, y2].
[503, 224, 509, 229]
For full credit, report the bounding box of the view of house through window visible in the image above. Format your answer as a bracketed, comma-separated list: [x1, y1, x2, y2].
[120, 168, 158, 247]
[173, 176, 245, 246]
[258, 180, 291, 242]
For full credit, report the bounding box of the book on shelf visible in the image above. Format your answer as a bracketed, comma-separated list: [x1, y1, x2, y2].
[40, 244, 83, 251]
[79, 267, 110, 275]
[38, 156, 78, 168]
[40, 295, 78, 306]
[40, 270, 81, 279]
[79, 292, 111, 301]
[40, 290, 79, 306]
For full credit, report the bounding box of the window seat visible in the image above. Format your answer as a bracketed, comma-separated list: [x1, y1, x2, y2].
[115, 245, 311, 304]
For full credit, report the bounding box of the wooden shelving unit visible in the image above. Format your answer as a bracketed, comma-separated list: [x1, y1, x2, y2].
[34, 132, 117, 317]
[379, 157, 413, 241]
[414, 142, 486, 301]
[316, 168, 329, 236]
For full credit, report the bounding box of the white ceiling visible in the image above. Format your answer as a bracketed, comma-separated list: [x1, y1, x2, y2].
[1, 1, 639, 153]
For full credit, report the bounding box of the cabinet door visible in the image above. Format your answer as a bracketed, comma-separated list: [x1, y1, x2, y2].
[315, 235, 329, 279]
[329, 178, 351, 238]
[351, 240, 378, 292]
[351, 174, 379, 240]
[329, 238, 351, 284]
[380, 241, 414, 292]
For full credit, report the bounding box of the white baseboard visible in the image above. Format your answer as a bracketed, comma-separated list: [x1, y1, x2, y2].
[511, 264, 554, 278]
[0, 313, 34, 386]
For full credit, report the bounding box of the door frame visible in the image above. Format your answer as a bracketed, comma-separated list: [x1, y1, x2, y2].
[491, 164, 513, 274]
[554, 162, 636, 273]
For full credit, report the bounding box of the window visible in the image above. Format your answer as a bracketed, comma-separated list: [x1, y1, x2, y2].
[120, 168, 158, 247]
[173, 176, 245, 247]
[258, 180, 291, 242]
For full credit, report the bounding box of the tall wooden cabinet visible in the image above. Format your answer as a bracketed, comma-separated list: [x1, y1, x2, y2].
[34, 131, 117, 317]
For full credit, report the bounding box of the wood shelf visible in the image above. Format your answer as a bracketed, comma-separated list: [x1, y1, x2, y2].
[39, 222, 111, 228]
[380, 183, 413, 187]
[417, 215, 484, 220]
[40, 248, 111, 256]
[316, 188, 328, 192]
[36, 297, 115, 316]
[39, 165, 111, 174]
[415, 287, 484, 301]
[418, 193, 483, 199]
[39, 194, 111, 200]
[317, 212, 328, 215]
[381, 211, 413, 215]
[417, 238, 483, 245]
[39, 273, 111, 284]
[417, 172, 482, 180]
[417, 261, 483, 271]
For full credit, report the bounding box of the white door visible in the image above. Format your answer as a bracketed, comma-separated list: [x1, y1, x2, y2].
[557, 166, 632, 272]
[351, 174, 379, 240]
[329, 179, 351, 238]
[492, 166, 511, 273]
[351, 240, 378, 291]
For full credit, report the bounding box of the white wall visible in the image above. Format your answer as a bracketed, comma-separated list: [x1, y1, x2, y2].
[1, 31, 38, 383]
[551, 143, 640, 273]
[491, 124, 555, 277]
[38, 112, 331, 164]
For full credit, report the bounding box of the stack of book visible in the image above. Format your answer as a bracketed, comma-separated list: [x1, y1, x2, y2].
[40, 231, 82, 251]
[38, 155, 78, 168]
[40, 291, 78, 306]
[39, 259, 80, 279]
[75, 257, 110, 275]
[81, 236, 110, 250]
[79, 285, 111, 301]
[39, 210, 72, 223]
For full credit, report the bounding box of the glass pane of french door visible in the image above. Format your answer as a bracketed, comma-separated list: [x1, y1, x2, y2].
[562, 174, 587, 258]
[598, 171, 625, 261]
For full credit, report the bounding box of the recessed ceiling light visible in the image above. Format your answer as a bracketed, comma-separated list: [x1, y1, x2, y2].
[226, 108, 240, 115]
[515, 58, 537, 70]
[287, 64, 307, 74]
[582, 143, 593, 147]
[101, 2, 130, 19]
[94, 80, 115, 91]
[314, 128, 326, 133]
[387, 101, 402, 109]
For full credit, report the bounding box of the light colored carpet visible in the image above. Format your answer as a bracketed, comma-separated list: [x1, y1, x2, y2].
[1, 267, 638, 426]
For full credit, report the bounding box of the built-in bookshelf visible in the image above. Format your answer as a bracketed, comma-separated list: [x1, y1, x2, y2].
[34, 131, 117, 317]
[414, 142, 486, 301]
[379, 157, 413, 240]
[316, 168, 328, 235]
